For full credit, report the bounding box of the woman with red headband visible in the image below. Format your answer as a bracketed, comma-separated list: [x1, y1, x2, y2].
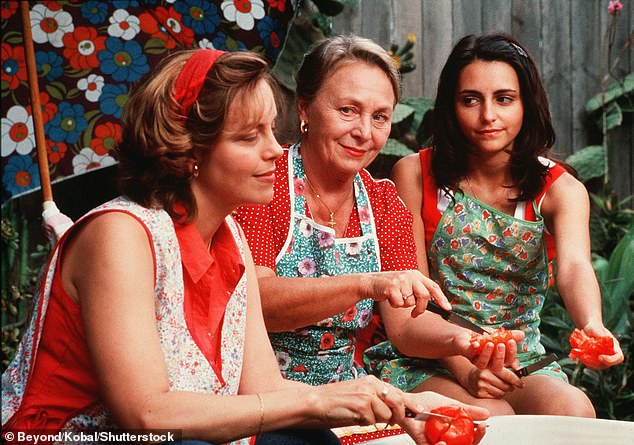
[1, 49, 487, 444]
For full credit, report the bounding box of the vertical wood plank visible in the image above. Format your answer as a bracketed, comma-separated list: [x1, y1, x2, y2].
[357, 0, 394, 44]
[421, 0, 453, 98]
[626, 0, 632, 201]
[511, 0, 542, 71]
[541, 0, 573, 158]
[607, 2, 633, 199]
[453, 0, 483, 41]
[391, 0, 424, 98]
[571, 0, 603, 153]
[482, 0, 512, 32]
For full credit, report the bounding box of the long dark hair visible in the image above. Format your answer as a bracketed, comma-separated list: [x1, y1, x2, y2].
[431, 32, 556, 201]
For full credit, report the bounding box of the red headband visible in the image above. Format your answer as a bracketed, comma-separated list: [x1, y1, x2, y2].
[174, 49, 226, 117]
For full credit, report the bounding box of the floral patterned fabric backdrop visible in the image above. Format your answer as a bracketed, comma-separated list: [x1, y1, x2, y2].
[1, 0, 294, 203]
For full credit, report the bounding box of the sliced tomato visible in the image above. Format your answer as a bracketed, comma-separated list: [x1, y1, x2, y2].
[469, 327, 514, 354]
[568, 328, 615, 368]
[424, 405, 476, 445]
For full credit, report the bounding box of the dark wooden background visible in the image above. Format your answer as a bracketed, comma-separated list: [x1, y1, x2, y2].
[332, 0, 633, 202]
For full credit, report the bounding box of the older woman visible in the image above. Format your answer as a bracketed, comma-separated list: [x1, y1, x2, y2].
[1, 48, 487, 445]
[235, 35, 517, 392]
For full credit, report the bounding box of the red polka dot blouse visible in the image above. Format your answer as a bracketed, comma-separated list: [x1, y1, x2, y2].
[234, 149, 418, 273]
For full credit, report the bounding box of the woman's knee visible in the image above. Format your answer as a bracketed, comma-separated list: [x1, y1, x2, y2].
[477, 398, 515, 416]
[549, 384, 596, 418]
[508, 376, 596, 417]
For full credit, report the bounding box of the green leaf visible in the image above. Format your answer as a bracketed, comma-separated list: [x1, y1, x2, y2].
[565, 145, 606, 182]
[541, 315, 572, 330]
[271, 16, 325, 92]
[381, 138, 415, 157]
[389, 103, 415, 140]
[602, 226, 634, 329]
[45, 83, 65, 101]
[310, 0, 345, 16]
[602, 102, 623, 130]
[592, 253, 609, 283]
[540, 333, 564, 353]
[391, 103, 415, 124]
[617, 94, 634, 113]
[66, 87, 80, 100]
[144, 38, 169, 55]
[400, 97, 434, 133]
[585, 73, 634, 113]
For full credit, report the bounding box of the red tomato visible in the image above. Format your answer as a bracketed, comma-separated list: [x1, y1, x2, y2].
[424, 406, 476, 445]
[568, 328, 615, 367]
[469, 327, 513, 354]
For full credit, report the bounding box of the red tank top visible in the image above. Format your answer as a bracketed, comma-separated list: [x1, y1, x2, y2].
[6, 212, 244, 434]
[6, 250, 99, 432]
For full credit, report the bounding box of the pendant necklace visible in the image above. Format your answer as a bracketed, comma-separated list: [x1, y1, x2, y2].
[304, 174, 337, 229]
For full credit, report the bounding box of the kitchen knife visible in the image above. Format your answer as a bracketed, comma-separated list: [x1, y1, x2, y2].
[513, 353, 558, 377]
[425, 300, 488, 334]
[405, 409, 487, 426]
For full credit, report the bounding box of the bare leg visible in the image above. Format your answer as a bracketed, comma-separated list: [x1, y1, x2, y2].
[415, 375, 515, 416]
[503, 375, 595, 417]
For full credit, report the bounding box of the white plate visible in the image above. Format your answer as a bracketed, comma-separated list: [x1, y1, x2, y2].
[479, 415, 634, 445]
[352, 416, 634, 445]
[357, 435, 415, 445]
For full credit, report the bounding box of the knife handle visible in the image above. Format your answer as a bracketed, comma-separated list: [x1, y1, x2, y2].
[426, 300, 451, 319]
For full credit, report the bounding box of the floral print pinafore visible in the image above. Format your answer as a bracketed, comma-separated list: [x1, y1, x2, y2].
[365, 190, 566, 391]
[270, 144, 381, 386]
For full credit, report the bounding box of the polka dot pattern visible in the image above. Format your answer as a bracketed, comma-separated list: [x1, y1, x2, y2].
[234, 149, 418, 272]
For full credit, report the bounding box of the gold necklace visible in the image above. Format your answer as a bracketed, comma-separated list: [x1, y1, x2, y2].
[304, 174, 337, 229]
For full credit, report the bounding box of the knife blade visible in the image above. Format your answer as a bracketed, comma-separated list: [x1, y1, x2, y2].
[425, 300, 487, 334]
[513, 353, 558, 377]
[405, 409, 486, 426]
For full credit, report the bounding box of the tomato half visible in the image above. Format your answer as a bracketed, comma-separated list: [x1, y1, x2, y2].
[568, 328, 615, 368]
[469, 327, 513, 354]
[424, 406, 476, 445]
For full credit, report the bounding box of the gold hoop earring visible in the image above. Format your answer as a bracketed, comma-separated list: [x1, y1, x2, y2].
[300, 120, 308, 134]
[192, 163, 200, 178]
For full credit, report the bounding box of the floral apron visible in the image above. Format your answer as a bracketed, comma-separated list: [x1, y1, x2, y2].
[365, 190, 566, 391]
[270, 144, 381, 386]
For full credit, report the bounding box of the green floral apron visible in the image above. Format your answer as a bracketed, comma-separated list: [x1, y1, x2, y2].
[270, 144, 381, 386]
[365, 190, 566, 391]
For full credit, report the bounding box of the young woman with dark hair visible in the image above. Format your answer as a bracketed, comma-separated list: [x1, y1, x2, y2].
[366, 32, 623, 417]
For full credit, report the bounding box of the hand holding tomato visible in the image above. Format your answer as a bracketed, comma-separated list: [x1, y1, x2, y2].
[568, 327, 622, 369]
[400, 392, 488, 445]
[424, 406, 478, 445]
[468, 327, 524, 370]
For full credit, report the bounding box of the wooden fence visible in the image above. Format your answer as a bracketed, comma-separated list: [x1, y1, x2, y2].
[332, 0, 633, 202]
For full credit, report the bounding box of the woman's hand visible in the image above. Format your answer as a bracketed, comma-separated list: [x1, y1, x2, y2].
[579, 321, 624, 369]
[460, 365, 524, 399]
[312, 376, 403, 427]
[314, 377, 488, 445]
[399, 391, 489, 445]
[360, 270, 451, 317]
[454, 328, 524, 370]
